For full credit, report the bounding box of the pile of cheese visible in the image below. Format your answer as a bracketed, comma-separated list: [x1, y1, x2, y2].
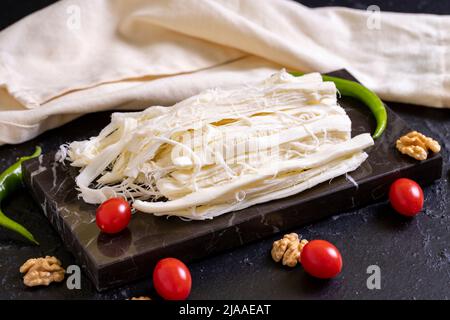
[65, 70, 373, 220]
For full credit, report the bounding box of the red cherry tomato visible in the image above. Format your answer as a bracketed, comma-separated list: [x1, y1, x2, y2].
[153, 258, 192, 300]
[389, 178, 424, 217]
[96, 197, 131, 234]
[300, 240, 343, 279]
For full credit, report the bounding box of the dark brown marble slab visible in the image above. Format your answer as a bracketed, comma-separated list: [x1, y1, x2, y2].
[22, 70, 443, 291]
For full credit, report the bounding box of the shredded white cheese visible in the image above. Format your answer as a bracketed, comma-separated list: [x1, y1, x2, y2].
[64, 70, 373, 220]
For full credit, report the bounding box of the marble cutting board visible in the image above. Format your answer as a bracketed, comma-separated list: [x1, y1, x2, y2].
[22, 70, 443, 291]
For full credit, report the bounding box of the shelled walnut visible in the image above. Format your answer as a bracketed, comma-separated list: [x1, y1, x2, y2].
[298, 238, 309, 262]
[271, 233, 308, 267]
[396, 131, 441, 161]
[129, 296, 152, 300]
[20, 256, 65, 287]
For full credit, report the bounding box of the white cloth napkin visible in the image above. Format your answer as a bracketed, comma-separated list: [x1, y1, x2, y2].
[0, 0, 449, 145]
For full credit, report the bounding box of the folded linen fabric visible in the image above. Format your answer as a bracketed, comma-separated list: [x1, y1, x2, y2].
[0, 0, 449, 145]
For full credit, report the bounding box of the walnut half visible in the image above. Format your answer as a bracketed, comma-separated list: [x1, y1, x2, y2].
[396, 131, 441, 161]
[271, 233, 308, 267]
[129, 296, 152, 300]
[20, 256, 65, 287]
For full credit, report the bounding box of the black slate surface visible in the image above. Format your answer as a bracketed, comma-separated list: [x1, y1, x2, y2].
[0, 0, 449, 299]
[20, 69, 443, 291]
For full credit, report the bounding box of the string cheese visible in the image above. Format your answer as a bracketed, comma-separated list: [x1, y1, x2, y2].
[64, 70, 373, 220]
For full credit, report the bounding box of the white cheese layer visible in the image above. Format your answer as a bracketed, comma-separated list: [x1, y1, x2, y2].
[65, 70, 373, 220]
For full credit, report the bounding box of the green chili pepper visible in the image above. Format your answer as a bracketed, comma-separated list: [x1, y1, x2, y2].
[0, 147, 42, 244]
[290, 72, 387, 139]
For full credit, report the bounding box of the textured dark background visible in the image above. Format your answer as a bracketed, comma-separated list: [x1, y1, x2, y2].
[0, 1, 449, 300]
